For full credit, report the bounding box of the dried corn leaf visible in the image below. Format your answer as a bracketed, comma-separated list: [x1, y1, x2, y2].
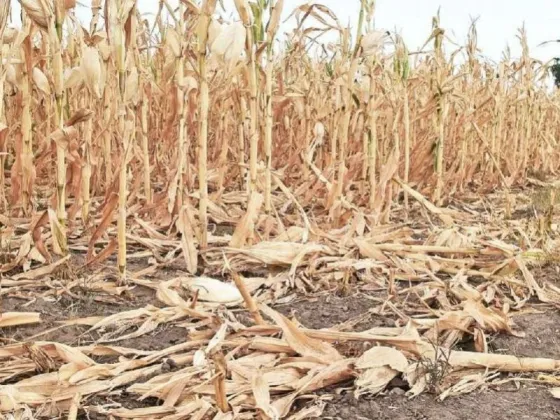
[109, 406, 177, 418]
[260, 304, 342, 364]
[0, 312, 41, 328]
[177, 205, 198, 274]
[47, 208, 66, 256]
[230, 192, 263, 248]
[252, 370, 279, 419]
[354, 346, 408, 396]
[355, 346, 408, 371]
[463, 299, 520, 336]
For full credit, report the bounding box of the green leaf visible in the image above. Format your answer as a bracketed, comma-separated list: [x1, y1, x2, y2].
[249, 1, 265, 43]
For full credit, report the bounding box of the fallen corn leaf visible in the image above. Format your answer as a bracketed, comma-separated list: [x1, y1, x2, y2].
[0, 312, 41, 328]
[260, 304, 343, 364]
[252, 370, 279, 419]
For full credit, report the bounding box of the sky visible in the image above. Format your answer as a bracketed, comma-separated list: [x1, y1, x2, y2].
[9, 0, 560, 63]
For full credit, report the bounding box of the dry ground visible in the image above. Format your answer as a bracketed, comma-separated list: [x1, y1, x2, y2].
[2, 186, 560, 418]
[2, 268, 560, 419]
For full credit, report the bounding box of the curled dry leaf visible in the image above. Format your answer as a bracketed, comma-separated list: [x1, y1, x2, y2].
[50, 126, 78, 151]
[296, 359, 355, 394]
[259, 304, 343, 364]
[65, 108, 94, 127]
[193, 349, 207, 367]
[286, 403, 325, 420]
[206, 323, 228, 354]
[354, 346, 408, 397]
[355, 346, 409, 371]
[473, 328, 488, 353]
[48, 208, 66, 256]
[97, 39, 112, 61]
[266, 0, 284, 41]
[252, 370, 279, 420]
[227, 241, 331, 268]
[438, 370, 499, 401]
[463, 299, 521, 336]
[393, 178, 454, 226]
[31, 210, 51, 263]
[404, 362, 428, 397]
[361, 30, 389, 57]
[354, 238, 390, 261]
[177, 205, 198, 275]
[355, 365, 398, 396]
[87, 193, 118, 261]
[32, 67, 51, 95]
[230, 191, 263, 248]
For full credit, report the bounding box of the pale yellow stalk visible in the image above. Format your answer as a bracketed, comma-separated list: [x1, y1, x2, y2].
[234, 0, 258, 199]
[141, 85, 151, 203]
[197, 0, 218, 249]
[264, 0, 284, 213]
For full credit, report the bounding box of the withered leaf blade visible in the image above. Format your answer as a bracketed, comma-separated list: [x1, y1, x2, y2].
[65, 108, 94, 126]
[0, 312, 41, 327]
[109, 406, 177, 418]
[259, 304, 343, 364]
[230, 192, 264, 248]
[252, 369, 278, 419]
[87, 193, 119, 261]
[177, 205, 198, 275]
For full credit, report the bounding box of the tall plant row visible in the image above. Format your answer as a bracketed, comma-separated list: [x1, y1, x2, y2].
[1, 0, 559, 275]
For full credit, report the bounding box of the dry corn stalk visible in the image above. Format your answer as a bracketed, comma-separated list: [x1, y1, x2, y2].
[234, 0, 259, 199]
[197, 0, 218, 249]
[264, 0, 284, 213]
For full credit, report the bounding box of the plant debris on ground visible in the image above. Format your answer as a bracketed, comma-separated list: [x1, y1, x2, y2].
[1, 0, 560, 419]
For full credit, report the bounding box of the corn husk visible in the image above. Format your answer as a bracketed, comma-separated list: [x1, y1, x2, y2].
[19, 0, 53, 30]
[64, 66, 83, 90]
[210, 21, 246, 65]
[80, 46, 102, 98]
[32, 67, 51, 95]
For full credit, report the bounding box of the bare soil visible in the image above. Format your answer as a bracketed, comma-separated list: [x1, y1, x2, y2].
[321, 387, 560, 420]
[2, 281, 560, 418]
[278, 293, 560, 419]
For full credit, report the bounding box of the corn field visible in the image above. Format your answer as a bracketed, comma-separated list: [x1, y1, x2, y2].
[2, 0, 560, 418]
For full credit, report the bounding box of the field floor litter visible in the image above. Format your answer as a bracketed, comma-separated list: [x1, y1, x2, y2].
[2, 186, 560, 419]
